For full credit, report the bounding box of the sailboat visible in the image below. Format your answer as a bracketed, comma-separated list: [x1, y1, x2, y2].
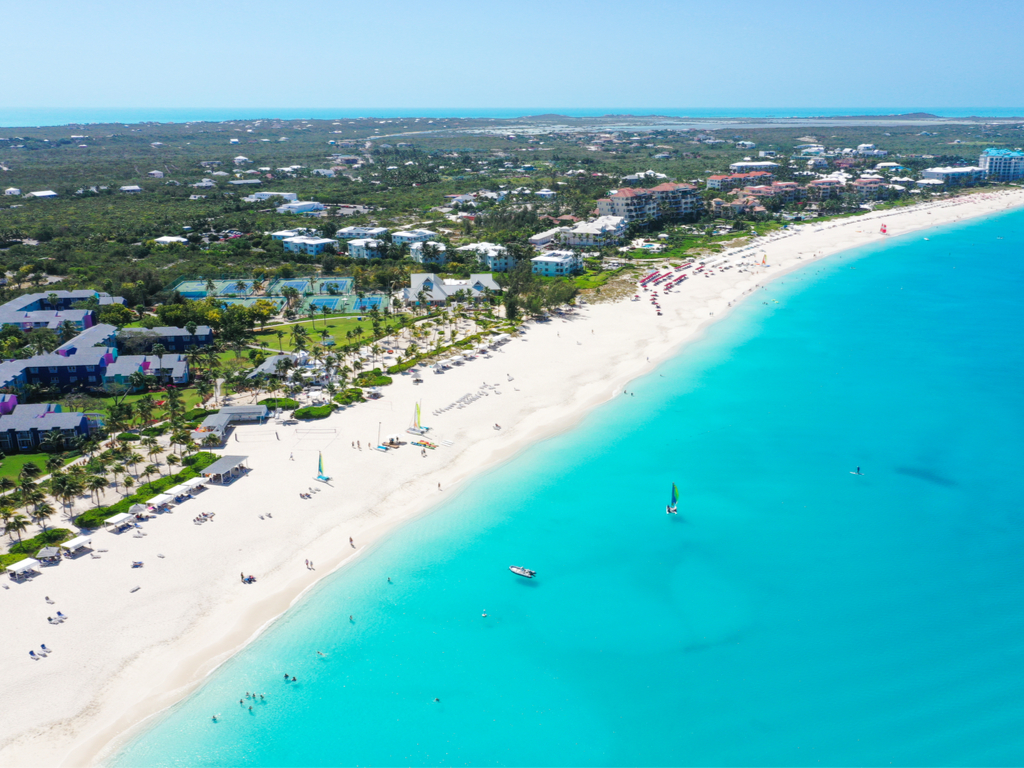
[315, 451, 331, 483]
[666, 483, 679, 514]
[761, 254, 767, 266]
[407, 401, 430, 436]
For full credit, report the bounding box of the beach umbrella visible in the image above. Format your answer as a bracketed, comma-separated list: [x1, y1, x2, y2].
[129, 504, 148, 515]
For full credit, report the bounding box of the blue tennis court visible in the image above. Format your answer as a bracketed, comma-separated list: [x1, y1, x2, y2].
[306, 296, 343, 311]
[315, 278, 353, 294]
[270, 278, 311, 294]
[350, 295, 385, 311]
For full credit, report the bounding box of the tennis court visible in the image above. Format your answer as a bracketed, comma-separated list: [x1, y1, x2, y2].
[349, 295, 385, 312]
[269, 278, 312, 295]
[304, 296, 343, 312]
[174, 280, 214, 299]
[217, 297, 284, 309]
[314, 278, 353, 294]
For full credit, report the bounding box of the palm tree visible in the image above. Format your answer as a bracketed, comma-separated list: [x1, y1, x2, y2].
[0, 476, 16, 499]
[276, 329, 285, 352]
[141, 463, 159, 485]
[166, 454, 181, 474]
[19, 462, 42, 485]
[87, 475, 108, 507]
[45, 453, 65, 475]
[34, 502, 56, 531]
[122, 476, 135, 496]
[5, 513, 29, 542]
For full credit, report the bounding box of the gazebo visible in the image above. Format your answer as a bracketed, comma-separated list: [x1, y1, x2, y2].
[201, 455, 249, 484]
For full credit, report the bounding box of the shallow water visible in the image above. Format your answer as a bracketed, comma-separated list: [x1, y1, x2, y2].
[113, 210, 1024, 766]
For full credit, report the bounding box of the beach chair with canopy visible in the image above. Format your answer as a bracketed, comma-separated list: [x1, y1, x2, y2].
[7, 558, 40, 578]
[61, 535, 92, 554]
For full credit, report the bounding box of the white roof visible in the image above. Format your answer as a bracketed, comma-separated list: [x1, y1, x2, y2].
[184, 477, 206, 489]
[7, 558, 40, 574]
[155, 236, 188, 244]
[168, 483, 193, 496]
[105, 512, 133, 526]
[149, 493, 175, 505]
[61, 535, 92, 551]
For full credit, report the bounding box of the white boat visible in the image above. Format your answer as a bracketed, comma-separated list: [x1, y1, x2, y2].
[509, 565, 535, 578]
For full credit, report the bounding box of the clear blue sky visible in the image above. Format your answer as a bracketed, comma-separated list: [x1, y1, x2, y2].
[5, 0, 1023, 110]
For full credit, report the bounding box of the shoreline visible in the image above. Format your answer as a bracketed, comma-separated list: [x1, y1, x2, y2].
[1, 190, 1022, 768]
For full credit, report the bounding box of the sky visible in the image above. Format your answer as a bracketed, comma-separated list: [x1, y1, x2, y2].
[4, 0, 1023, 111]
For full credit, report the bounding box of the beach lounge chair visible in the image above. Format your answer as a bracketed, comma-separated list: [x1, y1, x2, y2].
[29, 651, 39, 660]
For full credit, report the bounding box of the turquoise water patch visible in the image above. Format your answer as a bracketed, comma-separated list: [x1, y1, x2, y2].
[113, 210, 1024, 766]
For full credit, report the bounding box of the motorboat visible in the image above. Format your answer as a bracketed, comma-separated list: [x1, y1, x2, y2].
[509, 565, 536, 579]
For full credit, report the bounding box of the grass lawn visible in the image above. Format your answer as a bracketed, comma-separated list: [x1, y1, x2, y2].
[254, 316, 376, 352]
[0, 452, 77, 482]
[91, 388, 207, 418]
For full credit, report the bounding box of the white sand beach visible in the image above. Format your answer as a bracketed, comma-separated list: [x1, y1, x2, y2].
[1, 189, 1022, 767]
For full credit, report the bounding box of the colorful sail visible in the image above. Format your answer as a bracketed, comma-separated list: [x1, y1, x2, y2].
[415, 402, 421, 429]
[670, 483, 679, 507]
[762, 255, 767, 265]
[318, 451, 324, 476]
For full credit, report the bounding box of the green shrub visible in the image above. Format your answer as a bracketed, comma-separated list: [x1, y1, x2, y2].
[117, 432, 140, 441]
[8, 528, 73, 557]
[333, 388, 364, 406]
[355, 368, 393, 387]
[259, 397, 300, 409]
[141, 425, 168, 437]
[293, 405, 334, 420]
[74, 452, 220, 529]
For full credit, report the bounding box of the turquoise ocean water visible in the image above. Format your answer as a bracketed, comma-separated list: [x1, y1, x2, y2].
[113, 211, 1024, 766]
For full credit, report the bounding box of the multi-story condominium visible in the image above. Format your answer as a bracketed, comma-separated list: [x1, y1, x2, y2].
[282, 236, 337, 255]
[728, 160, 780, 174]
[348, 238, 384, 260]
[596, 183, 701, 223]
[806, 178, 845, 198]
[0, 403, 91, 453]
[410, 241, 448, 265]
[978, 149, 1024, 181]
[850, 178, 887, 199]
[706, 171, 774, 190]
[456, 243, 515, 272]
[921, 166, 986, 185]
[530, 251, 583, 277]
[336, 226, 389, 239]
[559, 216, 627, 247]
[392, 229, 438, 246]
[118, 326, 213, 353]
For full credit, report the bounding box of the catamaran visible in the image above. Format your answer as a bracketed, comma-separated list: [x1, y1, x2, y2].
[315, 451, 331, 483]
[666, 482, 679, 514]
[407, 401, 430, 436]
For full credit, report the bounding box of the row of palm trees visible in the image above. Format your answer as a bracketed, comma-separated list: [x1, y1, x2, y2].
[1, 387, 214, 545]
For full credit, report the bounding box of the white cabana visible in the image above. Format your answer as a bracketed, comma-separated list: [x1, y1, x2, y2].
[61, 535, 92, 552]
[129, 504, 148, 515]
[184, 477, 206, 489]
[149, 493, 174, 507]
[7, 558, 40, 575]
[104, 512, 133, 527]
[167, 484, 193, 497]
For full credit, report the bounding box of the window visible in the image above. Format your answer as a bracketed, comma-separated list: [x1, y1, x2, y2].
[88, 375, 96, 382]
[68, 366, 76, 372]
[29, 367, 39, 373]
[50, 378, 59, 385]
[69, 376, 77, 383]
[48, 366, 58, 373]
[86, 366, 95, 372]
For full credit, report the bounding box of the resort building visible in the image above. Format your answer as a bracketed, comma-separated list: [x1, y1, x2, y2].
[154, 235, 188, 245]
[528, 227, 570, 247]
[276, 201, 325, 215]
[336, 226, 389, 239]
[26, 190, 58, 198]
[243, 191, 298, 202]
[706, 171, 774, 190]
[596, 183, 701, 223]
[0, 403, 91, 453]
[403, 273, 500, 306]
[103, 353, 189, 388]
[456, 242, 515, 272]
[118, 326, 213, 353]
[560, 216, 627, 247]
[282, 236, 337, 255]
[530, 251, 583, 277]
[392, 229, 438, 246]
[5, 187, 21, 196]
[191, 405, 268, 444]
[921, 166, 986, 185]
[728, 160, 780, 173]
[978, 149, 1024, 181]
[806, 178, 844, 198]
[347, 238, 384, 260]
[850, 177, 887, 199]
[409, 241, 448, 265]
[119, 185, 143, 193]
